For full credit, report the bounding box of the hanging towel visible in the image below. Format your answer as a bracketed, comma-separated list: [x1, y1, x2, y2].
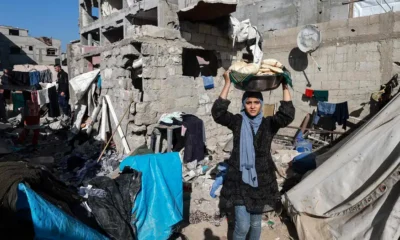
[333, 102, 349, 130]
[263, 104, 275, 117]
[37, 88, 50, 105]
[305, 88, 314, 98]
[313, 90, 329, 102]
[12, 92, 25, 112]
[202, 76, 214, 90]
[29, 71, 40, 86]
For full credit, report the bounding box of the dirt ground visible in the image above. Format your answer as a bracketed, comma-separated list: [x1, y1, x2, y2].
[176, 214, 298, 240]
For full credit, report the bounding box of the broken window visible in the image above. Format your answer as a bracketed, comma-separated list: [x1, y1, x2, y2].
[29, 46, 33, 51]
[102, 0, 123, 17]
[47, 48, 57, 56]
[103, 26, 124, 44]
[10, 46, 21, 54]
[81, 0, 99, 27]
[9, 29, 19, 36]
[182, 49, 218, 77]
[126, 8, 158, 26]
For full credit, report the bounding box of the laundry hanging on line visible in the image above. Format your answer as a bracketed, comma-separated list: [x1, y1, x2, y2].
[314, 101, 349, 130]
[304, 88, 329, 102]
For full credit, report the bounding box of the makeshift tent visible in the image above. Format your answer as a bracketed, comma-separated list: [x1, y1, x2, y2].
[284, 94, 400, 240]
[120, 152, 183, 240]
[17, 183, 107, 240]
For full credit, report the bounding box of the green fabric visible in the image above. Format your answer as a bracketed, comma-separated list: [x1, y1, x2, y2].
[12, 92, 25, 112]
[313, 90, 329, 102]
[229, 71, 254, 84]
[277, 71, 293, 88]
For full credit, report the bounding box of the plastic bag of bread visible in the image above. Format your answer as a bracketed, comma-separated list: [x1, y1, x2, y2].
[229, 61, 260, 74]
[262, 59, 283, 68]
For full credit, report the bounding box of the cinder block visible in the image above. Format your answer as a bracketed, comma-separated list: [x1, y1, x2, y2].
[199, 24, 212, 34]
[164, 29, 181, 40]
[349, 16, 369, 27]
[181, 31, 192, 41]
[322, 80, 340, 89]
[141, 43, 157, 55]
[217, 37, 229, 47]
[191, 33, 206, 43]
[328, 19, 348, 30]
[205, 35, 218, 45]
[367, 24, 381, 35]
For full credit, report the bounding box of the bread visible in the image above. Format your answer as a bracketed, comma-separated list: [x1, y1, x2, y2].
[229, 62, 260, 74]
[262, 59, 283, 68]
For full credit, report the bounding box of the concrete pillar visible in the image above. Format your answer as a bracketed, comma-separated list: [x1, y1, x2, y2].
[88, 33, 93, 46]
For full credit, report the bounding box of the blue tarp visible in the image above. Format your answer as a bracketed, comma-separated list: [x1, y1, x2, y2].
[120, 152, 183, 240]
[17, 183, 108, 240]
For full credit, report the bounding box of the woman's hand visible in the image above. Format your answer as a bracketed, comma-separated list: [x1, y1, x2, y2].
[220, 70, 231, 99]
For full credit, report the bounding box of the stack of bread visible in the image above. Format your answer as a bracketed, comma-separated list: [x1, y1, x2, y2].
[229, 61, 260, 75]
[256, 59, 284, 76]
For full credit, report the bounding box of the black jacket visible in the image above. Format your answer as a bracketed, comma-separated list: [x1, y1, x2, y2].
[57, 70, 69, 98]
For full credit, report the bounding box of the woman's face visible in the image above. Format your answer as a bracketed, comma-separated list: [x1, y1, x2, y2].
[244, 97, 261, 117]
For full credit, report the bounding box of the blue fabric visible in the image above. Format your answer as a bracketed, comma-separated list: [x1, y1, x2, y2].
[233, 205, 262, 240]
[210, 163, 228, 198]
[29, 71, 40, 86]
[120, 153, 183, 240]
[202, 76, 214, 90]
[97, 75, 102, 89]
[16, 183, 107, 240]
[313, 102, 336, 124]
[240, 92, 263, 188]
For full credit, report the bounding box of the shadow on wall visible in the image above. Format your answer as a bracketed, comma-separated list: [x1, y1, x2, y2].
[0, 32, 37, 71]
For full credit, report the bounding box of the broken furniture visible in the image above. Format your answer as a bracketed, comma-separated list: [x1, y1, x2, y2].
[150, 124, 181, 153]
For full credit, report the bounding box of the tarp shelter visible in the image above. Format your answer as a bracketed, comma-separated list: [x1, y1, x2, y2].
[284, 94, 400, 240]
[120, 152, 183, 240]
[69, 69, 100, 102]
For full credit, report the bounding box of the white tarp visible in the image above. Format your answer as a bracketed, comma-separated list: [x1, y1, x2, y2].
[354, 0, 400, 17]
[284, 93, 400, 240]
[69, 69, 100, 102]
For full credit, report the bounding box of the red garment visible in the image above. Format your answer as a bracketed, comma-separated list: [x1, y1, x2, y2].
[305, 88, 314, 98]
[18, 116, 40, 145]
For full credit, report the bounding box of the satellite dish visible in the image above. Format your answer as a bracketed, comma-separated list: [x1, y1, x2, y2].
[297, 25, 321, 53]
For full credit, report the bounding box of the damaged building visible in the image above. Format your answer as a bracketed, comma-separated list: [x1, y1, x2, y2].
[68, 0, 400, 152]
[0, 25, 62, 70]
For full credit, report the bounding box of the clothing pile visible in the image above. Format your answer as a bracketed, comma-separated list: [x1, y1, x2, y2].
[313, 101, 349, 130]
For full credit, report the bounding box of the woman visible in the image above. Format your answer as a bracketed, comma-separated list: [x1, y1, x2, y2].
[211, 70, 295, 240]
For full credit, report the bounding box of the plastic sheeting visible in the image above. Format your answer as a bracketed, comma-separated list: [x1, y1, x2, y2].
[354, 0, 400, 17]
[120, 153, 183, 240]
[69, 69, 100, 102]
[284, 94, 400, 240]
[17, 183, 107, 240]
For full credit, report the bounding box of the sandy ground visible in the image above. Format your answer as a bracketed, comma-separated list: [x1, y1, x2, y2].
[175, 214, 298, 240]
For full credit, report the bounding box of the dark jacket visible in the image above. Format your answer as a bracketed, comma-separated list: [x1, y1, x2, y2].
[57, 70, 69, 98]
[211, 97, 295, 213]
[182, 114, 205, 163]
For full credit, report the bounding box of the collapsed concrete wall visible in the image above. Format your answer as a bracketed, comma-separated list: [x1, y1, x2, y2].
[233, 0, 349, 33]
[262, 12, 400, 133]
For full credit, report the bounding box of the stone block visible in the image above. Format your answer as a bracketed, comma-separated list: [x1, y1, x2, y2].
[117, 78, 129, 89]
[180, 21, 199, 33]
[168, 46, 183, 55]
[164, 29, 181, 40]
[211, 26, 224, 37]
[142, 67, 157, 78]
[356, 61, 380, 72]
[141, 43, 157, 56]
[135, 111, 158, 125]
[127, 134, 147, 149]
[191, 33, 206, 43]
[142, 25, 165, 38]
[322, 81, 340, 89]
[103, 50, 112, 58]
[147, 124, 157, 135]
[103, 68, 113, 80]
[181, 31, 192, 41]
[143, 91, 159, 102]
[157, 68, 168, 78]
[340, 80, 359, 89]
[199, 24, 212, 34]
[121, 44, 140, 56]
[128, 123, 147, 133]
[107, 57, 117, 67]
[117, 55, 131, 68]
[328, 19, 348, 30]
[349, 16, 369, 27]
[112, 47, 120, 56]
[367, 24, 381, 35]
[205, 35, 218, 45]
[136, 102, 150, 113]
[217, 37, 230, 47]
[369, 14, 380, 25]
